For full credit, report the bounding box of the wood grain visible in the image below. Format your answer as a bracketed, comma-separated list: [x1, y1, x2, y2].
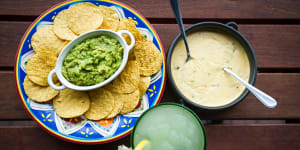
[1, 22, 300, 69]
[2, 71, 300, 120]
[0, 22, 28, 67]
[1, 0, 299, 149]
[0, 0, 299, 20]
[0, 124, 299, 149]
[205, 124, 300, 150]
[0, 71, 29, 120]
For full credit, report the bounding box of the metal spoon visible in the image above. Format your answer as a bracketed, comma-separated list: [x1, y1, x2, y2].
[224, 67, 277, 108]
[170, 0, 191, 62]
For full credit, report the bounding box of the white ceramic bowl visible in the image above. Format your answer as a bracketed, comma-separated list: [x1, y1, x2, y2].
[48, 29, 135, 91]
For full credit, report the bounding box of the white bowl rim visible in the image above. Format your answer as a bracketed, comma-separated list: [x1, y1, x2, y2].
[48, 29, 135, 91]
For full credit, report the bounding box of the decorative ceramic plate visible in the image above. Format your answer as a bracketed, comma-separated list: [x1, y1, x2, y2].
[14, 0, 166, 144]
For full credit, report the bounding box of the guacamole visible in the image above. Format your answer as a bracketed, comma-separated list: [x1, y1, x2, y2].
[62, 35, 123, 86]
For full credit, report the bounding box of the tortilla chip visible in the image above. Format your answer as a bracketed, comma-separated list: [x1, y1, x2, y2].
[118, 18, 144, 45]
[105, 93, 123, 119]
[138, 76, 151, 96]
[85, 88, 114, 120]
[67, 2, 103, 34]
[98, 5, 119, 31]
[31, 26, 65, 55]
[53, 89, 90, 118]
[23, 76, 59, 102]
[53, 9, 78, 41]
[120, 89, 140, 114]
[105, 60, 140, 93]
[57, 41, 69, 55]
[26, 51, 57, 86]
[128, 49, 136, 60]
[134, 40, 162, 76]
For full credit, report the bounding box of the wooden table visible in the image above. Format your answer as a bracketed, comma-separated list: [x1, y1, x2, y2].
[0, 0, 300, 149]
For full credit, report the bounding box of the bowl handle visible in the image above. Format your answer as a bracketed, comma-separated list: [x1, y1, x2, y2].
[48, 70, 66, 90]
[117, 30, 135, 51]
[226, 21, 238, 30]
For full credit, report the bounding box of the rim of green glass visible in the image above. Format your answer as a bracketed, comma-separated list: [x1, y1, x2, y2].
[130, 102, 207, 149]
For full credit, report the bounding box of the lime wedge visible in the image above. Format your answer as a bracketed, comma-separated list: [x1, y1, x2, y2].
[134, 140, 151, 150]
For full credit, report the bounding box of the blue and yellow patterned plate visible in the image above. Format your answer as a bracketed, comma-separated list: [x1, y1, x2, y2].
[14, 0, 166, 144]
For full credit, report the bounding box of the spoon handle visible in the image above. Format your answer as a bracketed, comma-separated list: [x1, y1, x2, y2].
[170, 0, 190, 58]
[224, 68, 277, 109]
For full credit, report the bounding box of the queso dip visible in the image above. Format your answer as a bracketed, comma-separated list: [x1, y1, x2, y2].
[171, 31, 250, 107]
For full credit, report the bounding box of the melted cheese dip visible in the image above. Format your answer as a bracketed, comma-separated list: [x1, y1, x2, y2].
[171, 31, 250, 107]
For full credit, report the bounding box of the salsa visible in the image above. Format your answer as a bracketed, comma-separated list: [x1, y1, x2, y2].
[62, 35, 123, 86]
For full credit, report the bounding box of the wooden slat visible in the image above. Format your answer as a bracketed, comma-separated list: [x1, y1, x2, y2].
[1, 22, 300, 69]
[1, 72, 300, 120]
[0, 124, 299, 149]
[205, 124, 300, 150]
[0, 71, 29, 120]
[0, 0, 300, 20]
[0, 22, 28, 67]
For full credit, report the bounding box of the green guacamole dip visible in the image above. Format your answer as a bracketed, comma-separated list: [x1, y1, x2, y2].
[62, 35, 123, 86]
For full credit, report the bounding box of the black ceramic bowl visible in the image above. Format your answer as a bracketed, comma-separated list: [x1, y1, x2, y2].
[167, 21, 257, 110]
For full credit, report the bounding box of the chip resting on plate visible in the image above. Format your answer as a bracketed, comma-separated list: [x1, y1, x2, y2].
[106, 60, 140, 93]
[105, 93, 124, 119]
[23, 76, 59, 102]
[85, 88, 115, 120]
[53, 9, 78, 41]
[118, 18, 144, 45]
[31, 26, 65, 55]
[26, 51, 57, 86]
[67, 2, 103, 34]
[128, 49, 136, 60]
[98, 5, 119, 31]
[57, 41, 69, 55]
[138, 76, 151, 96]
[53, 89, 90, 118]
[120, 89, 140, 114]
[134, 40, 163, 76]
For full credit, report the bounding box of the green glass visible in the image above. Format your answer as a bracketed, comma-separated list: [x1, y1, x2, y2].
[131, 103, 206, 150]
